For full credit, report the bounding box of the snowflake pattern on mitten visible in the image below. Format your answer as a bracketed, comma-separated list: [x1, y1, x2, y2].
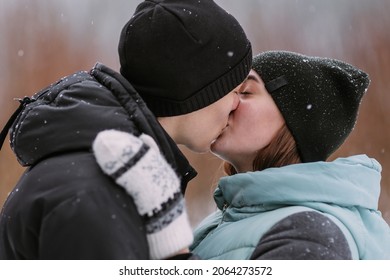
[93, 130, 193, 259]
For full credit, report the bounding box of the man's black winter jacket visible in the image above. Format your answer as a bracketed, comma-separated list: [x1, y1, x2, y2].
[0, 63, 196, 259]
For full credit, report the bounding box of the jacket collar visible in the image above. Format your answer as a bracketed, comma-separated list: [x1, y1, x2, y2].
[215, 155, 381, 211]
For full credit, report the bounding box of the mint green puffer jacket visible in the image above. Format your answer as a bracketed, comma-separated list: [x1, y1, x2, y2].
[191, 155, 390, 259]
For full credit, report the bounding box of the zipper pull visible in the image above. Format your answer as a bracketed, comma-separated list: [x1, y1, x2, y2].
[222, 202, 229, 213]
[0, 97, 35, 150]
[16, 96, 35, 105]
[216, 202, 229, 227]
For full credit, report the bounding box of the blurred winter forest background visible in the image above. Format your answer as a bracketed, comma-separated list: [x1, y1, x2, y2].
[1, 0, 389, 228]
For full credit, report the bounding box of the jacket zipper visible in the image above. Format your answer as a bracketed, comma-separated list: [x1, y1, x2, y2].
[218, 202, 229, 226]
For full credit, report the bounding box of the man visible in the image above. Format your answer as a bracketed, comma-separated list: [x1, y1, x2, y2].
[0, 0, 251, 259]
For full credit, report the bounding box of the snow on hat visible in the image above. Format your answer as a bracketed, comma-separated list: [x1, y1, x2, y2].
[118, 0, 252, 117]
[253, 50, 370, 162]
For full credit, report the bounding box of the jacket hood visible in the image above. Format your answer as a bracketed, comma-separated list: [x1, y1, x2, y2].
[215, 155, 382, 211]
[9, 70, 136, 166]
[6, 63, 196, 192]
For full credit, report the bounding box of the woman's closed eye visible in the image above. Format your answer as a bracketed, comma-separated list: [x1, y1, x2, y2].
[239, 91, 253, 98]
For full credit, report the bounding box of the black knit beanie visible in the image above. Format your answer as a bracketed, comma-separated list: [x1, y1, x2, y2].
[253, 51, 370, 162]
[118, 0, 252, 117]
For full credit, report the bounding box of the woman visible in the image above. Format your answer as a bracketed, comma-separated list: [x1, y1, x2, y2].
[190, 51, 390, 259]
[93, 51, 390, 259]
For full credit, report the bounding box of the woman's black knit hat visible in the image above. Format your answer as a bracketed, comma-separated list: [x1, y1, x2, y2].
[253, 51, 370, 162]
[118, 0, 252, 117]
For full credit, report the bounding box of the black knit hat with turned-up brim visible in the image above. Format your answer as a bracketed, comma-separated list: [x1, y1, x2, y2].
[253, 51, 370, 162]
[118, 0, 252, 117]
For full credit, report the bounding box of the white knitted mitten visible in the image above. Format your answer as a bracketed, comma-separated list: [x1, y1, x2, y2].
[92, 130, 193, 259]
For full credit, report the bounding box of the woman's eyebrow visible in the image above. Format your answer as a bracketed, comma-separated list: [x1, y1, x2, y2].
[247, 73, 260, 82]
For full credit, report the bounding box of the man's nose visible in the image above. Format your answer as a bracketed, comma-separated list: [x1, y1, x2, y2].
[231, 91, 240, 111]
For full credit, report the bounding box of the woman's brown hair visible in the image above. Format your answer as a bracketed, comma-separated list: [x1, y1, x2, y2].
[223, 124, 301, 175]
